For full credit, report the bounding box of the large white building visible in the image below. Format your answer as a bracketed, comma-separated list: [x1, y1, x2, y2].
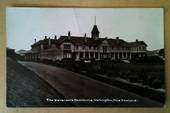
[25, 23, 147, 61]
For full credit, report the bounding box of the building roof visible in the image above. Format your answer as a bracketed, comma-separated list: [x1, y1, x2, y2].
[31, 35, 147, 48]
[30, 22, 147, 49]
[31, 38, 58, 47]
[56, 36, 146, 47]
[127, 41, 147, 47]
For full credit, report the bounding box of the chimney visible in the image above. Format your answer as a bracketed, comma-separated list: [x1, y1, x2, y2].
[48, 37, 51, 47]
[136, 39, 138, 42]
[68, 31, 71, 39]
[54, 35, 57, 40]
[116, 37, 119, 44]
[45, 36, 47, 39]
[84, 33, 87, 42]
[34, 38, 36, 43]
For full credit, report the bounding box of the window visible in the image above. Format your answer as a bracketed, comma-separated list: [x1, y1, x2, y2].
[86, 46, 89, 50]
[85, 52, 88, 58]
[139, 46, 142, 50]
[80, 52, 83, 58]
[75, 45, 79, 50]
[103, 46, 107, 52]
[89, 46, 92, 50]
[82, 46, 85, 50]
[95, 52, 98, 59]
[64, 53, 71, 58]
[90, 52, 94, 58]
[64, 44, 71, 50]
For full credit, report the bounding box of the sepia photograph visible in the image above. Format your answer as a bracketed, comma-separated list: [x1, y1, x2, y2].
[6, 7, 165, 107]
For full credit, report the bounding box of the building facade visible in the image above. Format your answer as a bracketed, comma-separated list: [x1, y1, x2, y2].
[25, 24, 147, 61]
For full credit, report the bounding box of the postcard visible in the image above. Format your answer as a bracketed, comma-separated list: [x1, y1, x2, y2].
[6, 7, 165, 107]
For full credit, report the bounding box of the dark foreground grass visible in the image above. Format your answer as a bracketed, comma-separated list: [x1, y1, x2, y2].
[7, 57, 73, 107]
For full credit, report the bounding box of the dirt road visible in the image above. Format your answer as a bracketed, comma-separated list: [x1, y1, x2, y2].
[19, 61, 163, 107]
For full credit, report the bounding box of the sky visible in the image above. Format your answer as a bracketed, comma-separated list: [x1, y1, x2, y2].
[6, 8, 164, 51]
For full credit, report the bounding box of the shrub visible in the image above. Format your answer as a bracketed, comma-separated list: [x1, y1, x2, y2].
[151, 79, 162, 89]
